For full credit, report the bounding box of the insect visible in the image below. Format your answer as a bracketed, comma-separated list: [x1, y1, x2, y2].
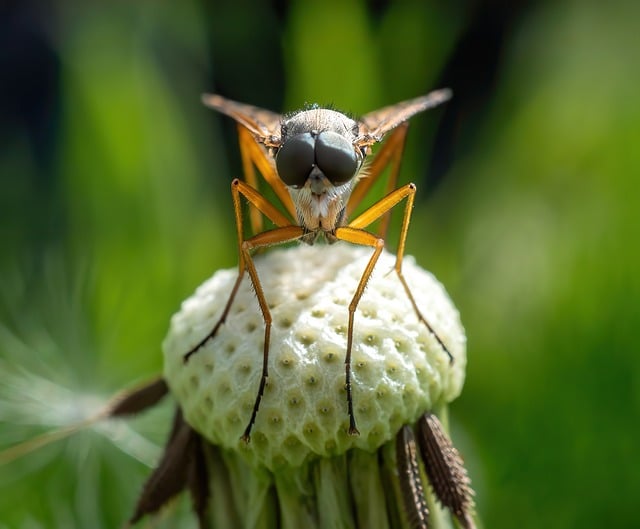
[185, 90, 453, 442]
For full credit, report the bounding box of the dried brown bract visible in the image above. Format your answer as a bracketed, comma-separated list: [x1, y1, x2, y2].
[417, 413, 476, 529]
[396, 425, 430, 529]
[128, 408, 210, 528]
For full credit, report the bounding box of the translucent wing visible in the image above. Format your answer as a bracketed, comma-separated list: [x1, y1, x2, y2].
[201, 94, 283, 147]
[357, 88, 452, 145]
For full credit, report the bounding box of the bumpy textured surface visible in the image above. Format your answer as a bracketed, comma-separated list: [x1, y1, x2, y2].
[163, 244, 466, 470]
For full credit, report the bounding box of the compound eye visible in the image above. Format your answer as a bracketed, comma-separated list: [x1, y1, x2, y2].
[315, 131, 358, 185]
[276, 133, 315, 187]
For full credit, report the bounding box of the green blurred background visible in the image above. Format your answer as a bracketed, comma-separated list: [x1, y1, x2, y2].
[1, 0, 638, 527]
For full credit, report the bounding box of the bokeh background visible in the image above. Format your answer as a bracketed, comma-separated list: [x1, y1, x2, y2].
[1, 0, 638, 527]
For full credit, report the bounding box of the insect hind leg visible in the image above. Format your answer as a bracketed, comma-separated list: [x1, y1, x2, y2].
[390, 184, 453, 363]
[184, 176, 293, 364]
[183, 269, 246, 363]
[394, 269, 454, 363]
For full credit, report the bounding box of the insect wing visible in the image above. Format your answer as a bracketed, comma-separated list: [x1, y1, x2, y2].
[357, 88, 452, 144]
[201, 94, 283, 147]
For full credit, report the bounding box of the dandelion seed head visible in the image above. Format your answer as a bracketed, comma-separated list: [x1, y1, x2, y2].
[163, 244, 466, 470]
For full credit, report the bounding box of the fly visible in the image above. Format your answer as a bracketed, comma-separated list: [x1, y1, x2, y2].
[185, 90, 453, 442]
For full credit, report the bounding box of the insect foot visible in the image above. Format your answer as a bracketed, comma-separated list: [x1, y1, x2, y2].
[163, 243, 466, 471]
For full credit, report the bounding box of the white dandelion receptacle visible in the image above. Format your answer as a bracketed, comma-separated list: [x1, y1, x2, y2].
[163, 244, 466, 471]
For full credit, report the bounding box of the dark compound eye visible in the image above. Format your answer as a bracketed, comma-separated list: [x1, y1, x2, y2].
[315, 131, 358, 185]
[275, 133, 315, 187]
